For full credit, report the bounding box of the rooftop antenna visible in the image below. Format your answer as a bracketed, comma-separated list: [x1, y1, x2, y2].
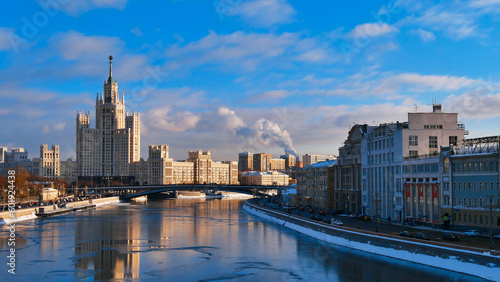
[414, 104, 418, 112]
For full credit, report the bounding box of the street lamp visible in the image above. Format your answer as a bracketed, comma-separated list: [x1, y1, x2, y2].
[373, 192, 381, 232]
[485, 195, 498, 250]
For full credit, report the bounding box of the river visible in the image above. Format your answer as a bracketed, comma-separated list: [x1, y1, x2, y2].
[0, 198, 485, 281]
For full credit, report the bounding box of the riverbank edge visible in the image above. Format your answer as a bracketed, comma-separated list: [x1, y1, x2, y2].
[0, 196, 121, 225]
[243, 201, 500, 281]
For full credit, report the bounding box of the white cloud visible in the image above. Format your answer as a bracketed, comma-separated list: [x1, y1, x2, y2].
[50, 30, 123, 60]
[57, 0, 128, 16]
[131, 27, 143, 37]
[381, 73, 479, 92]
[166, 31, 335, 71]
[252, 89, 292, 101]
[147, 107, 200, 132]
[411, 29, 436, 42]
[0, 27, 15, 51]
[445, 91, 500, 119]
[397, 4, 479, 40]
[222, 0, 296, 28]
[349, 23, 398, 38]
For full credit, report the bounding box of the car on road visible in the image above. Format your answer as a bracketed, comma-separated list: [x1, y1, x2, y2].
[465, 230, 480, 237]
[323, 218, 331, 224]
[309, 209, 316, 213]
[399, 231, 413, 238]
[443, 232, 460, 241]
[299, 206, 305, 211]
[414, 233, 430, 240]
[333, 220, 343, 226]
[310, 215, 321, 221]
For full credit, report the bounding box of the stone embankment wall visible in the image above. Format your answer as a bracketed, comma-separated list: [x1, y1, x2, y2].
[243, 201, 500, 280]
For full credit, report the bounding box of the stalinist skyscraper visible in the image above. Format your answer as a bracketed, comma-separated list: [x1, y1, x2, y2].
[76, 56, 140, 178]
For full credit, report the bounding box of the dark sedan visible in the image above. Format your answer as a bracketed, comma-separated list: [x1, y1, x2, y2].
[414, 233, 430, 240]
[443, 232, 460, 241]
[399, 231, 413, 238]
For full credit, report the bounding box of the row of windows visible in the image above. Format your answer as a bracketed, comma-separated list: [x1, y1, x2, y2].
[408, 135, 458, 147]
[453, 161, 498, 173]
[368, 138, 394, 151]
[455, 213, 500, 226]
[454, 181, 500, 191]
[368, 152, 395, 164]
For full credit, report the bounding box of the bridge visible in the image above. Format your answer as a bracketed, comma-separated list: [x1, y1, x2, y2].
[68, 184, 280, 200]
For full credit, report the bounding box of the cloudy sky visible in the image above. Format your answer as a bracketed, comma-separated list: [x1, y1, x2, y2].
[2, 0, 500, 161]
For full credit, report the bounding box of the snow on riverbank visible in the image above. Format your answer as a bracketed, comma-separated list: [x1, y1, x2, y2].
[243, 203, 500, 281]
[0, 212, 37, 225]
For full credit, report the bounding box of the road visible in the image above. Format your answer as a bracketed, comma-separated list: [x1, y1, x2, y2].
[257, 198, 498, 251]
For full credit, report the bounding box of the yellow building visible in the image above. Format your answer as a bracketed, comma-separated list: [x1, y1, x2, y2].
[240, 171, 289, 186]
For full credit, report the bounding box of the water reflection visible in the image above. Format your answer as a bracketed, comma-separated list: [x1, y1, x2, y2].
[0, 198, 487, 281]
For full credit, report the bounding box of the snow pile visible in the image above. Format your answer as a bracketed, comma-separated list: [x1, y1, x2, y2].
[0, 212, 37, 225]
[243, 204, 500, 281]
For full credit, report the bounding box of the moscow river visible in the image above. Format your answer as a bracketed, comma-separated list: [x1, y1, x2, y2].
[0, 198, 486, 281]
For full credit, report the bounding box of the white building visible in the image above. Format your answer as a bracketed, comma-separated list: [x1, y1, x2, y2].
[33, 144, 60, 179]
[240, 171, 290, 186]
[361, 104, 465, 221]
[76, 56, 140, 178]
[302, 154, 336, 167]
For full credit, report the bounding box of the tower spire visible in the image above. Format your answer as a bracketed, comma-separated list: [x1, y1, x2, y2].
[107, 55, 113, 84]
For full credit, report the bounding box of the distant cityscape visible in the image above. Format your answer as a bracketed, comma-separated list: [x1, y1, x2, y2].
[1, 57, 499, 234]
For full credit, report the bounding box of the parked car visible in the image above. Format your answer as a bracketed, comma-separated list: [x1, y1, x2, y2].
[309, 209, 316, 213]
[493, 233, 500, 240]
[363, 215, 372, 221]
[323, 218, 331, 224]
[348, 213, 357, 218]
[333, 220, 344, 226]
[310, 215, 321, 221]
[299, 207, 305, 211]
[399, 231, 413, 238]
[465, 230, 480, 237]
[414, 233, 430, 240]
[443, 232, 460, 241]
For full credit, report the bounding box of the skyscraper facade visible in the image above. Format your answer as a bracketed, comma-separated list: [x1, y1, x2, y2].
[76, 56, 140, 178]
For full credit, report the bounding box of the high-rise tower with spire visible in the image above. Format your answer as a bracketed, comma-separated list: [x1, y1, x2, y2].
[76, 56, 141, 178]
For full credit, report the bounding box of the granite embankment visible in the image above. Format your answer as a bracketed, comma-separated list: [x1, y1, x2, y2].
[243, 200, 500, 281]
[0, 196, 120, 224]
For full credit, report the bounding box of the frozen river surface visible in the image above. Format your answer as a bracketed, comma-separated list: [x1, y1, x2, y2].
[0, 199, 485, 281]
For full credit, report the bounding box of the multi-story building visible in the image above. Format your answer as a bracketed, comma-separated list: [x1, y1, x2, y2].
[253, 153, 272, 171]
[402, 156, 441, 226]
[240, 171, 289, 186]
[238, 152, 253, 172]
[280, 154, 296, 169]
[33, 144, 60, 179]
[61, 158, 78, 185]
[132, 146, 238, 186]
[271, 158, 285, 170]
[0, 147, 33, 175]
[440, 137, 500, 232]
[76, 56, 140, 179]
[296, 160, 337, 209]
[331, 124, 372, 214]
[302, 154, 336, 167]
[361, 104, 465, 221]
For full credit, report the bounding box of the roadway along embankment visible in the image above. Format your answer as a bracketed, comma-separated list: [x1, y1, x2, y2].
[243, 200, 500, 281]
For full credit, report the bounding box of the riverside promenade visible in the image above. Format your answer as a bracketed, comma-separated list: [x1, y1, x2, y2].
[243, 199, 500, 280]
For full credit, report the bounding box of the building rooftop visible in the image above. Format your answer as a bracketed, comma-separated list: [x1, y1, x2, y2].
[303, 159, 337, 169]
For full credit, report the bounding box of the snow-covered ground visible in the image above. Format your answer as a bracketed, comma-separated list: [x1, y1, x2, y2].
[243, 203, 500, 281]
[0, 211, 37, 225]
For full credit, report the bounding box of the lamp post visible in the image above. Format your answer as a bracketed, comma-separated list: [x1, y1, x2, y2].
[373, 192, 381, 232]
[485, 195, 497, 250]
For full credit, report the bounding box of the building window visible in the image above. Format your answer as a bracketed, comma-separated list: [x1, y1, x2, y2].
[449, 136, 458, 146]
[409, 150, 418, 158]
[429, 136, 438, 148]
[409, 135, 418, 146]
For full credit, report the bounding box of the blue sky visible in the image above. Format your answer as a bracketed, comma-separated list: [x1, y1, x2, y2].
[1, 0, 500, 161]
